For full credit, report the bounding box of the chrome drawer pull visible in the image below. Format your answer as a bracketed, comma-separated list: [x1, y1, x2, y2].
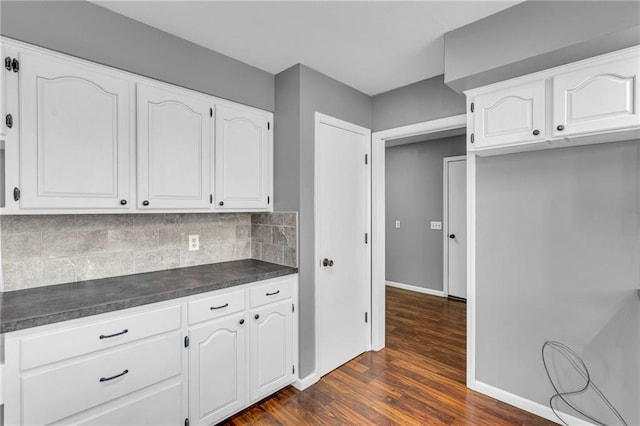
[266, 290, 280, 296]
[99, 329, 128, 340]
[210, 303, 229, 310]
[99, 369, 129, 382]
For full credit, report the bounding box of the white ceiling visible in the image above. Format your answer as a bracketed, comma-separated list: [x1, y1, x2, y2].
[93, 1, 519, 96]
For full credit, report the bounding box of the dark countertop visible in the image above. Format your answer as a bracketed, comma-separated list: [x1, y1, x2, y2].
[0, 259, 297, 333]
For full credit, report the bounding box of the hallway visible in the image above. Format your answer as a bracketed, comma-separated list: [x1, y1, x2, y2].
[224, 287, 554, 425]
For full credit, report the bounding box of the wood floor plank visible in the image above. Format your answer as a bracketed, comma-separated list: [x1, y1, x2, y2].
[222, 287, 555, 425]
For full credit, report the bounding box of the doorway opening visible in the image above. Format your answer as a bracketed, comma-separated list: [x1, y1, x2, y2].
[371, 114, 468, 362]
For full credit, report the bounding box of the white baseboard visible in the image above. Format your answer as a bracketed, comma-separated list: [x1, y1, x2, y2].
[293, 372, 319, 391]
[473, 380, 593, 426]
[385, 280, 445, 297]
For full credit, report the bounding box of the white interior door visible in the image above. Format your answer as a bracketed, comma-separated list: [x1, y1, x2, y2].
[316, 113, 371, 377]
[446, 158, 467, 299]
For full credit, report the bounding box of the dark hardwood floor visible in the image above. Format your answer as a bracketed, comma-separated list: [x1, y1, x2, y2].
[223, 287, 554, 425]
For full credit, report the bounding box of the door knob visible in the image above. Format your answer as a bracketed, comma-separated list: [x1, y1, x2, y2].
[322, 258, 334, 267]
[449, 234, 455, 239]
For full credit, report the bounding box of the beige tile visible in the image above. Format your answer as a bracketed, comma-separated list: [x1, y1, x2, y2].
[251, 242, 262, 259]
[158, 225, 194, 248]
[251, 213, 271, 225]
[283, 247, 297, 267]
[1, 232, 41, 261]
[279, 212, 297, 228]
[0, 215, 74, 234]
[76, 252, 134, 281]
[41, 232, 77, 258]
[201, 224, 236, 243]
[180, 246, 215, 267]
[108, 228, 158, 251]
[2, 260, 42, 291]
[251, 225, 272, 243]
[236, 214, 252, 225]
[77, 230, 109, 254]
[41, 257, 77, 285]
[261, 244, 283, 265]
[273, 226, 296, 248]
[134, 248, 180, 273]
[236, 224, 251, 240]
[75, 214, 133, 231]
[234, 241, 251, 259]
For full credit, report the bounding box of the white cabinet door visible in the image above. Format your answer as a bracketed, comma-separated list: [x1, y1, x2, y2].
[137, 84, 212, 210]
[472, 80, 546, 149]
[215, 104, 272, 211]
[18, 51, 131, 209]
[249, 298, 294, 403]
[189, 312, 246, 426]
[553, 55, 640, 138]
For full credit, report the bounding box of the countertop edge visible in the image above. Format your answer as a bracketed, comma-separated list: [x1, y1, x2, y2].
[1, 265, 297, 334]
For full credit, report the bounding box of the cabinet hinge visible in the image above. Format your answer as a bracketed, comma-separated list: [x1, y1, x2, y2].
[365, 312, 368, 323]
[209, 108, 213, 118]
[365, 154, 368, 165]
[184, 336, 189, 348]
[210, 194, 213, 204]
[4, 57, 11, 71]
[11, 58, 19, 73]
[470, 102, 474, 113]
[365, 233, 368, 244]
[185, 419, 189, 426]
[13, 187, 20, 202]
[470, 133, 475, 144]
[292, 303, 295, 313]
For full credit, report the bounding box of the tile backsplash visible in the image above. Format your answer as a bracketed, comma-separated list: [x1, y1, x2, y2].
[0, 212, 297, 291]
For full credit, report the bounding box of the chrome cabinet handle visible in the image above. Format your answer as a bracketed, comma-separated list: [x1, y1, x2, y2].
[99, 329, 128, 340]
[210, 303, 229, 310]
[99, 369, 129, 382]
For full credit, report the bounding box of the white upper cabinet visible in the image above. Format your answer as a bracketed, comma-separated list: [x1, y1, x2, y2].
[215, 104, 272, 211]
[552, 55, 639, 138]
[17, 50, 132, 210]
[472, 80, 546, 149]
[137, 84, 212, 210]
[467, 46, 640, 156]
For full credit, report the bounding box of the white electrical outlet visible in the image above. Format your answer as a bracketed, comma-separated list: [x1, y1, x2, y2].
[430, 221, 442, 230]
[188, 234, 200, 251]
[395, 220, 401, 229]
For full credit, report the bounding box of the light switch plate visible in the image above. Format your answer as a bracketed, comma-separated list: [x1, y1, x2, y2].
[395, 220, 401, 229]
[430, 221, 442, 230]
[188, 235, 200, 251]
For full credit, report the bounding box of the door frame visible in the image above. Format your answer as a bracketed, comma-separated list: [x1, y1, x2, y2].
[371, 114, 466, 351]
[314, 112, 372, 378]
[442, 155, 467, 297]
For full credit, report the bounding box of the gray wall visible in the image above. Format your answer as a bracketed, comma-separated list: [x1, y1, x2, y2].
[444, 1, 640, 92]
[274, 64, 372, 378]
[475, 140, 640, 424]
[385, 135, 466, 291]
[372, 75, 465, 132]
[0, 0, 274, 111]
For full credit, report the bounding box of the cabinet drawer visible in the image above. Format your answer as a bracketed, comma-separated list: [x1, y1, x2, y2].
[74, 382, 182, 426]
[20, 305, 181, 370]
[188, 289, 245, 325]
[22, 331, 181, 426]
[250, 277, 294, 308]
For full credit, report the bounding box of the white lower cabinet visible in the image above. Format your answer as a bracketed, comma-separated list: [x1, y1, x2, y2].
[249, 299, 294, 403]
[2, 274, 298, 426]
[189, 312, 246, 425]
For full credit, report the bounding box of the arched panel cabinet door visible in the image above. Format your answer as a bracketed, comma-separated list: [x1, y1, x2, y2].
[471, 79, 546, 149]
[188, 313, 246, 426]
[17, 51, 131, 210]
[137, 84, 213, 210]
[552, 56, 640, 138]
[249, 299, 294, 403]
[214, 104, 273, 211]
